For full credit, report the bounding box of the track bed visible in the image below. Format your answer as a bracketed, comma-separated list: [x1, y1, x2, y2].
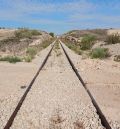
[10, 43, 104, 129]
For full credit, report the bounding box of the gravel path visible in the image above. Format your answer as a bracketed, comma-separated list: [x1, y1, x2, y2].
[0, 43, 53, 129]
[11, 44, 104, 129]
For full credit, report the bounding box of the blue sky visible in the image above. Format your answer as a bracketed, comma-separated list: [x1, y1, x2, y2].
[0, 0, 120, 34]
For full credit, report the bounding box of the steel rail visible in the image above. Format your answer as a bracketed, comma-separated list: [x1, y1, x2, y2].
[60, 40, 112, 129]
[4, 41, 55, 129]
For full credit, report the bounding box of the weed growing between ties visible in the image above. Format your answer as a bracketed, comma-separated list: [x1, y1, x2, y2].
[54, 40, 62, 57]
[54, 40, 60, 49]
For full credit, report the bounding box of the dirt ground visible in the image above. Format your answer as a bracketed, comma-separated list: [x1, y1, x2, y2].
[62, 42, 120, 128]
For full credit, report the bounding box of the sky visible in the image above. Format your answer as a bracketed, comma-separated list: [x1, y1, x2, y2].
[0, 0, 120, 34]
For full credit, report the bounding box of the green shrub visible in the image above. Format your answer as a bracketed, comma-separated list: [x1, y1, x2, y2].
[106, 34, 120, 44]
[114, 55, 120, 62]
[90, 48, 109, 59]
[0, 56, 22, 63]
[80, 35, 96, 50]
[49, 32, 54, 37]
[26, 47, 37, 58]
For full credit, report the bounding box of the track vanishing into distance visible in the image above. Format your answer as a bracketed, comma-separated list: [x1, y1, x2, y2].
[3, 40, 112, 129]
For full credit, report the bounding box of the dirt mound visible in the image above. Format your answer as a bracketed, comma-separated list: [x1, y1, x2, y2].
[0, 29, 52, 56]
[63, 29, 107, 41]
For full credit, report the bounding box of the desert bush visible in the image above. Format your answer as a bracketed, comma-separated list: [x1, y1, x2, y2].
[90, 48, 109, 59]
[0, 56, 22, 63]
[26, 47, 37, 58]
[114, 55, 120, 62]
[106, 34, 120, 44]
[31, 29, 41, 35]
[15, 29, 41, 39]
[80, 35, 96, 50]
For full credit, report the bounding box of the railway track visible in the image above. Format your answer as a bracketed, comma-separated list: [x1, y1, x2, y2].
[3, 41, 55, 129]
[60, 40, 112, 129]
[3, 40, 112, 129]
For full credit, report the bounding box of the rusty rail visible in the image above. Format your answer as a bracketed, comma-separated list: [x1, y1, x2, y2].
[4, 42, 55, 129]
[60, 40, 112, 129]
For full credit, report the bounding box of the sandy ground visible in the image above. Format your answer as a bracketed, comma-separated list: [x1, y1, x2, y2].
[61, 41, 120, 129]
[0, 43, 53, 129]
[10, 44, 104, 129]
[107, 29, 120, 35]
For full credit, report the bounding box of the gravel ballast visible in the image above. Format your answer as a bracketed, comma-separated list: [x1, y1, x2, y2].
[10, 44, 104, 129]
